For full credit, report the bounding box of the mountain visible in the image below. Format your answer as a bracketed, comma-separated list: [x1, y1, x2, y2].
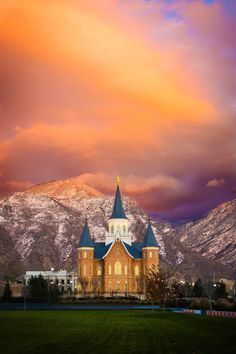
[172, 199, 236, 270]
[0, 178, 234, 280]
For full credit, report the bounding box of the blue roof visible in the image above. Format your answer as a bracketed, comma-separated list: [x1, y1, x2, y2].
[143, 222, 158, 247]
[93, 241, 142, 259]
[110, 185, 127, 219]
[78, 221, 94, 247]
[125, 242, 142, 258]
[94, 243, 111, 258]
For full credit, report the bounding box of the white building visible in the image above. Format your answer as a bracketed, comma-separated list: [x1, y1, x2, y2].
[25, 269, 77, 292]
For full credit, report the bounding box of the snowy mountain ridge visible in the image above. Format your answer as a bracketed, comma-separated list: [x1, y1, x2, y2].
[0, 178, 234, 279]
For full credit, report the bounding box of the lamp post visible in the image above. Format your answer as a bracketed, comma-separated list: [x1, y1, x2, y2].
[23, 276, 27, 311]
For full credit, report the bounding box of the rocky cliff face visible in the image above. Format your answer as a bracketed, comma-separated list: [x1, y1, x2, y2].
[0, 178, 234, 279]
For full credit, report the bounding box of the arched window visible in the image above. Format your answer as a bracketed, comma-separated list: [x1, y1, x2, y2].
[124, 265, 128, 275]
[89, 265, 92, 275]
[84, 251, 87, 259]
[123, 225, 126, 234]
[116, 281, 120, 291]
[111, 225, 114, 234]
[135, 266, 139, 276]
[125, 281, 128, 292]
[97, 265, 102, 276]
[109, 281, 112, 292]
[108, 265, 112, 275]
[149, 251, 152, 258]
[116, 224, 121, 232]
[114, 261, 121, 275]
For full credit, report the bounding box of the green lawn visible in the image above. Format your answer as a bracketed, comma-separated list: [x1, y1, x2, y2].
[0, 310, 235, 354]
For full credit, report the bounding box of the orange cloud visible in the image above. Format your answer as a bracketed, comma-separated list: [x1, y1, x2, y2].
[0, 0, 214, 123]
[0, 0, 235, 220]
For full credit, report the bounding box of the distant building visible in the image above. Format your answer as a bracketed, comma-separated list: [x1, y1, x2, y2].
[25, 270, 77, 292]
[0, 280, 23, 298]
[77, 178, 160, 297]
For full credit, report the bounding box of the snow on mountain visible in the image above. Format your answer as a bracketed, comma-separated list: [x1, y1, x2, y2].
[173, 199, 236, 270]
[0, 178, 234, 279]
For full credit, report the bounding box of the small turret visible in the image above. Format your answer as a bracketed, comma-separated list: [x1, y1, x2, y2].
[77, 219, 94, 284]
[142, 218, 159, 275]
[143, 218, 158, 247]
[78, 219, 94, 247]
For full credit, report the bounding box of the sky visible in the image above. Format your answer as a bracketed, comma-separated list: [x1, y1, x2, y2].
[0, 0, 236, 221]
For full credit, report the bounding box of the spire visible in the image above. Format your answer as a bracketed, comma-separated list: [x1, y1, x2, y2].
[110, 177, 127, 219]
[143, 219, 158, 247]
[78, 219, 94, 247]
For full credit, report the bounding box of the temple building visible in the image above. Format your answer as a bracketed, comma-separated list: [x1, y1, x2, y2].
[77, 178, 159, 296]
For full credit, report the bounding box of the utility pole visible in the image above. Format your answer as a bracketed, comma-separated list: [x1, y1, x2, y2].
[23, 277, 27, 311]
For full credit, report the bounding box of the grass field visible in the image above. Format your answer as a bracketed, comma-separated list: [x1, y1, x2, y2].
[0, 310, 235, 354]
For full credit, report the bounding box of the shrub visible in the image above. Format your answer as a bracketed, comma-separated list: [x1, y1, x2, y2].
[215, 298, 234, 311]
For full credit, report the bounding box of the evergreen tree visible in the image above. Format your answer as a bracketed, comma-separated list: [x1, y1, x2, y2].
[193, 278, 205, 298]
[213, 281, 227, 299]
[2, 281, 12, 302]
[48, 283, 60, 302]
[29, 274, 48, 301]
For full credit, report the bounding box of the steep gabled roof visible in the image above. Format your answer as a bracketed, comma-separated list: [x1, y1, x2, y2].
[94, 242, 111, 259]
[124, 242, 142, 258]
[110, 185, 127, 219]
[143, 221, 158, 247]
[102, 240, 134, 259]
[78, 220, 94, 248]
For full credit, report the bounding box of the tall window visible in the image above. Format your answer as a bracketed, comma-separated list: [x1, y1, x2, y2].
[116, 281, 120, 291]
[109, 281, 112, 292]
[124, 265, 128, 275]
[89, 265, 92, 275]
[97, 265, 102, 276]
[125, 281, 128, 292]
[111, 225, 114, 234]
[84, 251, 87, 259]
[135, 265, 139, 276]
[108, 265, 112, 275]
[123, 225, 126, 234]
[143, 265, 146, 275]
[114, 261, 121, 275]
[149, 251, 152, 258]
[116, 224, 121, 232]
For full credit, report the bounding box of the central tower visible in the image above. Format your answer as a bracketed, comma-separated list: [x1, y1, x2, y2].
[105, 177, 131, 245]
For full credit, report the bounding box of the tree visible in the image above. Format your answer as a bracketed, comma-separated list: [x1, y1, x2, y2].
[2, 281, 12, 302]
[29, 274, 48, 301]
[136, 277, 145, 299]
[213, 281, 227, 299]
[49, 283, 60, 302]
[193, 278, 205, 298]
[78, 277, 89, 297]
[91, 278, 99, 297]
[145, 267, 170, 306]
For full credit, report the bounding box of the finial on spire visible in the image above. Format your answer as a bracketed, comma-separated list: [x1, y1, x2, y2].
[148, 215, 151, 223]
[116, 175, 120, 185]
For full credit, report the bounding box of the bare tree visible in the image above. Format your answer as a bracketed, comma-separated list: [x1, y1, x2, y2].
[145, 266, 171, 308]
[78, 277, 89, 297]
[91, 278, 99, 297]
[136, 276, 145, 299]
